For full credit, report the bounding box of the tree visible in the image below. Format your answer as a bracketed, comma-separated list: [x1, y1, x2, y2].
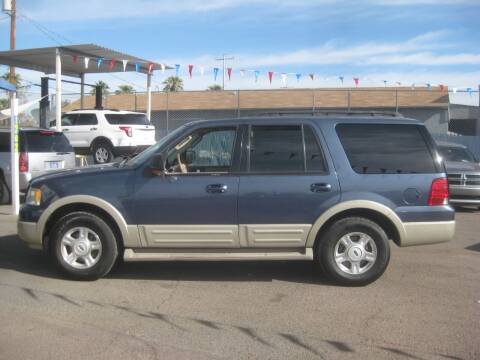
[1, 72, 22, 87]
[162, 76, 183, 92]
[0, 98, 8, 110]
[115, 85, 135, 95]
[207, 84, 222, 91]
[90, 80, 110, 95]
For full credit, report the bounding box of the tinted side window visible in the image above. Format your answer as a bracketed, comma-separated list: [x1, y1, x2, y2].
[76, 114, 97, 126]
[0, 132, 10, 152]
[250, 125, 304, 173]
[336, 124, 437, 174]
[105, 113, 149, 125]
[304, 126, 327, 172]
[61, 114, 77, 126]
[22, 131, 73, 153]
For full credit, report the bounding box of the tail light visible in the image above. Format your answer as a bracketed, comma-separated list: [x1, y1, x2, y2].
[119, 126, 132, 137]
[19, 152, 29, 173]
[428, 177, 449, 206]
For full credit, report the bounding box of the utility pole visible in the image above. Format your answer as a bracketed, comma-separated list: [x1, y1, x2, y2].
[215, 54, 234, 90]
[8, 0, 16, 84]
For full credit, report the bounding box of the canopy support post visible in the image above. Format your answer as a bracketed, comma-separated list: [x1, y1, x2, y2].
[80, 73, 85, 109]
[147, 72, 152, 121]
[55, 48, 62, 131]
[10, 92, 19, 215]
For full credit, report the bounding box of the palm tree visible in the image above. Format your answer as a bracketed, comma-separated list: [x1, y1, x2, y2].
[1, 72, 22, 87]
[90, 80, 110, 95]
[115, 85, 134, 95]
[162, 76, 183, 92]
[207, 84, 222, 91]
[0, 98, 8, 110]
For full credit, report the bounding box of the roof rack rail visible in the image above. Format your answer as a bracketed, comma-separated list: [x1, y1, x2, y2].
[69, 108, 121, 112]
[255, 110, 402, 117]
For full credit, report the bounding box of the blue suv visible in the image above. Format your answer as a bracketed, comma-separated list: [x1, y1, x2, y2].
[18, 114, 455, 285]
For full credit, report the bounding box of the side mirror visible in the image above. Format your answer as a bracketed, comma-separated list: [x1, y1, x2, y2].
[149, 154, 166, 176]
[185, 149, 196, 164]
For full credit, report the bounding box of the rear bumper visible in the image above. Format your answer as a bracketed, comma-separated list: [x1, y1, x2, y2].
[400, 220, 455, 247]
[17, 221, 42, 250]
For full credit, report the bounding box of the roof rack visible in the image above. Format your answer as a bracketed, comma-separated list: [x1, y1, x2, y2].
[69, 108, 121, 112]
[256, 110, 402, 117]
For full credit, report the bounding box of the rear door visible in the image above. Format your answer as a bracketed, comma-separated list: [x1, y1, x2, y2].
[238, 122, 341, 248]
[66, 113, 98, 148]
[22, 130, 76, 178]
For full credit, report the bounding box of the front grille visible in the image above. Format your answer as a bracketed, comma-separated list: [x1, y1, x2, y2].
[448, 173, 480, 186]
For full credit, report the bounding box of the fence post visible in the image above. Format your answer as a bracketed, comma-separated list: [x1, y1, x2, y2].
[312, 90, 315, 112]
[395, 89, 398, 113]
[237, 90, 240, 118]
[347, 90, 351, 111]
[134, 92, 137, 111]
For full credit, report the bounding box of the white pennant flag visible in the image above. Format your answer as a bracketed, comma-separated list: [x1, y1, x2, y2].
[240, 69, 245, 77]
[452, 88, 457, 93]
[281, 73, 287, 86]
[122, 59, 128, 72]
[84, 57, 90, 69]
[200, 66, 205, 76]
[160, 63, 165, 73]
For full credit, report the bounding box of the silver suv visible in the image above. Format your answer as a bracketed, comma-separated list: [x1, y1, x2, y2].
[0, 128, 76, 203]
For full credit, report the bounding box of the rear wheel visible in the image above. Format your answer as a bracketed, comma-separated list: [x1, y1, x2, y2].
[0, 174, 10, 205]
[316, 217, 390, 286]
[50, 212, 118, 280]
[92, 141, 114, 164]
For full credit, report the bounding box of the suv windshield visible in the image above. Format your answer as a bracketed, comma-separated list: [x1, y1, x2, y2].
[438, 146, 477, 163]
[105, 113, 150, 125]
[21, 130, 73, 153]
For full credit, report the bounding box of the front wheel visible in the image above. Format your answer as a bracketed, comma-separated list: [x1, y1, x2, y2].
[50, 212, 118, 280]
[92, 141, 114, 164]
[316, 217, 390, 286]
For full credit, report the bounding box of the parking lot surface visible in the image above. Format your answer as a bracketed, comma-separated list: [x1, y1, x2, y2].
[0, 205, 479, 359]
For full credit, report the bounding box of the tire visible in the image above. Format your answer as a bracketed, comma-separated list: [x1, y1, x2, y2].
[0, 174, 11, 205]
[50, 211, 118, 280]
[92, 141, 114, 164]
[316, 217, 390, 286]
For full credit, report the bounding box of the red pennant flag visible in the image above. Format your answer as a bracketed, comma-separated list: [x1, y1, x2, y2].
[148, 62, 154, 74]
[188, 64, 193, 78]
[227, 67, 232, 80]
[72, 55, 77, 64]
[439, 84, 445, 92]
[109, 58, 116, 71]
[309, 73, 314, 81]
[353, 77, 359, 87]
[268, 71, 274, 84]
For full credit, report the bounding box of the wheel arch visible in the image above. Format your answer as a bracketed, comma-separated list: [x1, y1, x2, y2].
[90, 136, 114, 151]
[307, 200, 406, 249]
[40, 195, 140, 251]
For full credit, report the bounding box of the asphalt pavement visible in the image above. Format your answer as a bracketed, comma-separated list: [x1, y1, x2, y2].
[0, 205, 479, 359]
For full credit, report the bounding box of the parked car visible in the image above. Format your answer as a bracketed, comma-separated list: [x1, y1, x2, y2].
[51, 109, 156, 164]
[0, 128, 75, 204]
[437, 141, 480, 209]
[18, 114, 455, 285]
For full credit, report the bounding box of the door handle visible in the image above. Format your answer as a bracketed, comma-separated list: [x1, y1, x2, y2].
[206, 184, 228, 194]
[90, 127, 97, 131]
[63, 128, 69, 132]
[310, 183, 332, 193]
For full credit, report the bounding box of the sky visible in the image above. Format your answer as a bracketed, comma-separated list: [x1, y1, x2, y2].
[1, 0, 479, 104]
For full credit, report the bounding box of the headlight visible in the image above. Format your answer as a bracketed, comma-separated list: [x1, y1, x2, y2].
[26, 187, 42, 206]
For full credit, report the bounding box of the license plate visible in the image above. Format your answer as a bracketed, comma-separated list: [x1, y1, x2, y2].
[45, 161, 64, 170]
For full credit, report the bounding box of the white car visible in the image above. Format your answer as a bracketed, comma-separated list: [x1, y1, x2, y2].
[52, 109, 156, 164]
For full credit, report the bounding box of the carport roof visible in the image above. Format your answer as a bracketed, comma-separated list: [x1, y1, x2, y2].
[0, 79, 15, 92]
[0, 44, 171, 77]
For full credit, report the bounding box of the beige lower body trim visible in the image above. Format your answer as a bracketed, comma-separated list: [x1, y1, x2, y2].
[400, 221, 455, 247]
[239, 224, 311, 247]
[124, 248, 313, 261]
[139, 225, 240, 248]
[17, 221, 42, 250]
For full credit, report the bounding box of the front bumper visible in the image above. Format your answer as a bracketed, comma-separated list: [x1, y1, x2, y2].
[17, 221, 42, 250]
[400, 220, 455, 247]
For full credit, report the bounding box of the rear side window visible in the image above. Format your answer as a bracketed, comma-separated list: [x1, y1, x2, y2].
[21, 131, 73, 153]
[336, 124, 437, 174]
[0, 132, 10, 152]
[76, 114, 97, 126]
[105, 113, 149, 125]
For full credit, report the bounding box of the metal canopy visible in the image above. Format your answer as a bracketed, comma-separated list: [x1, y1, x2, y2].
[0, 44, 170, 77]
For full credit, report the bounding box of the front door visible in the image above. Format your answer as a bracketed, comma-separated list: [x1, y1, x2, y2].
[238, 123, 341, 248]
[134, 125, 241, 248]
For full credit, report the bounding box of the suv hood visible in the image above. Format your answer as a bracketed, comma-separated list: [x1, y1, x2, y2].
[31, 163, 118, 184]
[444, 161, 480, 173]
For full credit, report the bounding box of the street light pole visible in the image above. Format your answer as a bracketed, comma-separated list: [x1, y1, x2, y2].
[215, 54, 234, 90]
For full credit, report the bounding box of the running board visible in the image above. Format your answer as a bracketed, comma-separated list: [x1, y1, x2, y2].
[123, 248, 313, 262]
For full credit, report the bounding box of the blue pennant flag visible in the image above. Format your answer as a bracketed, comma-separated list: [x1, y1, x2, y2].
[466, 87, 473, 95]
[175, 64, 180, 76]
[96, 58, 103, 69]
[135, 63, 140, 72]
[213, 67, 219, 81]
[339, 76, 344, 84]
[254, 70, 260, 82]
[296, 73, 301, 82]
